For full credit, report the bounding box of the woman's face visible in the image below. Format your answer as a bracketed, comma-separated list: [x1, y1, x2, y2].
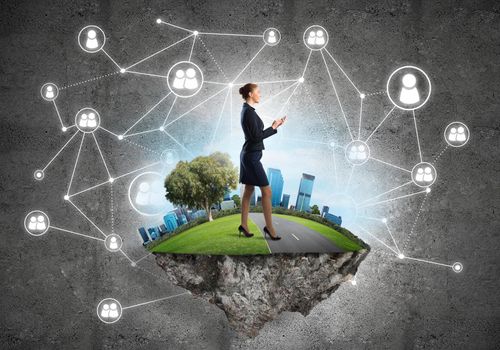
[249, 86, 261, 103]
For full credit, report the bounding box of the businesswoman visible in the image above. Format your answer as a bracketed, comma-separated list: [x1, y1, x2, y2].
[237, 83, 286, 240]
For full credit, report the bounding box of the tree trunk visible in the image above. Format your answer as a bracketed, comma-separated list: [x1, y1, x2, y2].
[204, 199, 213, 221]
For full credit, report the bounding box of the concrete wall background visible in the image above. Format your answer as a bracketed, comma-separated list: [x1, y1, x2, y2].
[1, 0, 499, 349]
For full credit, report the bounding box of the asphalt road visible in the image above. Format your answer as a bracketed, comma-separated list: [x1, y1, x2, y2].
[248, 213, 344, 254]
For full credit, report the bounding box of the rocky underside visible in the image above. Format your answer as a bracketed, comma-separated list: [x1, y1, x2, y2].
[155, 250, 369, 337]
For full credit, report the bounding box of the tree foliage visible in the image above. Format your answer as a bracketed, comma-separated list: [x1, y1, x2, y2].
[164, 152, 238, 221]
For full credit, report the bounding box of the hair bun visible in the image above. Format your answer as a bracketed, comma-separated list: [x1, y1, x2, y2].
[238, 87, 244, 95]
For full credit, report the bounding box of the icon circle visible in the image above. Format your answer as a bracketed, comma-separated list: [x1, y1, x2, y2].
[97, 298, 122, 323]
[444, 122, 470, 147]
[166, 61, 204, 98]
[386, 66, 431, 111]
[75, 107, 101, 133]
[78, 25, 106, 53]
[345, 140, 370, 165]
[263, 28, 281, 46]
[452, 262, 463, 273]
[24, 210, 50, 236]
[40, 83, 59, 101]
[411, 162, 437, 187]
[303, 25, 329, 50]
[34, 169, 44, 180]
[128, 172, 169, 216]
[104, 234, 123, 252]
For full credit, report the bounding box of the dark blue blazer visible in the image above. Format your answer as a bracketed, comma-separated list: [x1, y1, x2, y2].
[240, 102, 277, 152]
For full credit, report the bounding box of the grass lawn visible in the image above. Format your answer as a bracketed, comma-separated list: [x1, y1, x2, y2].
[274, 214, 363, 251]
[150, 214, 270, 255]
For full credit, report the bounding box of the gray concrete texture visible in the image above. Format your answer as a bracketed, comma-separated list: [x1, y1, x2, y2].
[1, 0, 499, 349]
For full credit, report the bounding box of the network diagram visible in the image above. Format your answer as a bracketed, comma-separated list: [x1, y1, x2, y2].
[26, 18, 470, 324]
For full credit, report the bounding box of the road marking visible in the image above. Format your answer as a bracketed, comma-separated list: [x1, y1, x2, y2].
[291, 233, 300, 240]
[249, 217, 272, 254]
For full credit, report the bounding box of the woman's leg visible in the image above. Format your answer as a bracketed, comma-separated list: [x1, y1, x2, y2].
[240, 184, 254, 230]
[260, 185, 276, 235]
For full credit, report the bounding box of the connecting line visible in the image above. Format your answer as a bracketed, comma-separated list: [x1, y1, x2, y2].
[204, 81, 229, 85]
[358, 98, 363, 140]
[384, 222, 401, 255]
[355, 224, 399, 255]
[369, 156, 412, 173]
[412, 110, 423, 162]
[92, 133, 112, 179]
[119, 249, 135, 264]
[198, 32, 261, 38]
[162, 96, 177, 126]
[98, 126, 120, 138]
[359, 180, 414, 205]
[188, 35, 196, 61]
[123, 129, 161, 138]
[164, 86, 228, 127]
[258, 81, 299, 107]
[158, 20, 194, 34]
[345, 165, 355, 192]
[276, 82, 302, 118]
[67, 199, 108, 238]
[302, 50, 312, 77]
[101, 49, 122, 70]
[41, 131, 79, 171]
[229, 88, 233, 137]
[134, 252, 153, 265]
[323, 48, 361, 95]
[125, 71, 168, 79]
[49, 225, 105, 242]
[68, 161, 162, 198]
[358, 189, 428, 208]
[197, 35, 229, 82]
[231, 43, 267, 83]
[210, 88, 231, 149]
[52, 100, 66, 128]
[66, 133, 85, 196]
[404, 256, 453, 268]
[121, 291, 191, 310]
[364, 106, 396, 143]
[125, 34, 194, 70]
[234, 79, 300, 85]
[281, 136, 328, 145]
[320, 50, 354, 141]
[162, 130, 195, 157]
[123, 92, 172, 136]
[331, 149, 338, 190]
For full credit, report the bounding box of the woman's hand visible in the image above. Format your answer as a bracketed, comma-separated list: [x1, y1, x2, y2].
[272, 115, 287, 129]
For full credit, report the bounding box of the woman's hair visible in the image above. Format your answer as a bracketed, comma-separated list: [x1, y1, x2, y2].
[239, 83, 258, 100]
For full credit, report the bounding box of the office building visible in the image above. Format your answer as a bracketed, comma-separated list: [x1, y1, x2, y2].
[220, 200, 236, 210]
[321, 205, 330, 217]
[281, 194, 290, 209]
[295, 173, 315, 212]
[267, 168, 284, 207]
[324, 212, 342, 226]
[163, 212, 179, 232]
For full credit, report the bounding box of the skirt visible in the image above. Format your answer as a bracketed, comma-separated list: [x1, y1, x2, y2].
[239, 150, 269, 186]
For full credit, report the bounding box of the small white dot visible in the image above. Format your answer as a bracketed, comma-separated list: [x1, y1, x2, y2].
[64, 195, 69, 201]
[156, 18, 161, 24]
[159, 126, 165, 131]
[228, 82, 234, 87]
[120, 68, 126, 73]
[193, 30, 199, 36]
[381, 218, 387, 223]
[118, 135, 124, 140]
[350, 280, 357, 285]
[109, 177, 114, 183]
[131, 262, 137, 267]
[360, 93, 366, 99]
[298, 77, 305, 83]
[425, 187, 431, 193]
[62, 127, 67, 132]
[398, 253, 405, 259]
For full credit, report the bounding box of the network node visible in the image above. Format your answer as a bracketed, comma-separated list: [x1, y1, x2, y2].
[40, 83, 59, 102]
[398, 253, 405, 259]
[156, 18, 162, 24]
[159, 126, 165, 132]
[118, 135, 124, 140]
[298, 77, 305, 83]
[228, 82, 234, 88]
[386, 65, 431, 111]
[381, 218, 387, 223]
[78, 25, 106, 53]
[104, 234, 122, 252]
[75, 107, 101, 133]
[120, 68, 126, 74]
[160, 148, 179, 167]
[425, 187, 431, 193]
[193, 30, 199, 36]
[444, 121, 470, 147]
[109, 177, 114, 183]
[63, 195, 69, 201]
[263, 27, 281, 46]
[128, 172, 169, 216]
[411, 162, 437, 188]
[34, 170, 44, 181]
[167, 61, 204, 98]
[452, 262, 463, 273]
[24, 210, 50, 236]
[97, 298, 122, 323]
[345, 140, 370, 166]
[303, 25, 328, 50]
[328, 140, 335, 150]
[131, 262, 137, 267]
[350, 279, 357, 286]
[62, 126, 68, 132]
[360, 93, 366, 99]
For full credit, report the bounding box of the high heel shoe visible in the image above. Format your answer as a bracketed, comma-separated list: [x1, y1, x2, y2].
[238, 225, 254, 238]
[263, 226, 281, 240]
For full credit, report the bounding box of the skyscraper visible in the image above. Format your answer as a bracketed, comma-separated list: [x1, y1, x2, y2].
[267, 168, 284, 207]
[295, 173, 315, 211]
[281, 194, 290, 209]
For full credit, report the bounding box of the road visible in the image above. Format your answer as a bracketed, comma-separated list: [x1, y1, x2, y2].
[248, 213, 344, 254]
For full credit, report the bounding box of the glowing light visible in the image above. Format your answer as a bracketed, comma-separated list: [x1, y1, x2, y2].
[109, 177, 114, 183]
[156, 19, 161, 24]
[360, 93, 366, 99]
[118, 135, 124, 140]
[381, 218, 387, 223]
[398, 253, 405, 259]
[298, 77, 305, 83]
[62, 127, 67, 132]
[452, 262, 463, 273]
[64, 195, 69, 201]
[193, 30, 199, 36]
[120, 68, 126, 73]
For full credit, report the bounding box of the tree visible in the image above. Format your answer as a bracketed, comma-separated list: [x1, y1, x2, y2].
[310, 204, 320, 215]
[232, 194, 241, 208]
[164, 152, 238, 221]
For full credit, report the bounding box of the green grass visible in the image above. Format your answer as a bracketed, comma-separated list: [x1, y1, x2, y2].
[150, 214, 270, 255]
[274, 214, 363, 251]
